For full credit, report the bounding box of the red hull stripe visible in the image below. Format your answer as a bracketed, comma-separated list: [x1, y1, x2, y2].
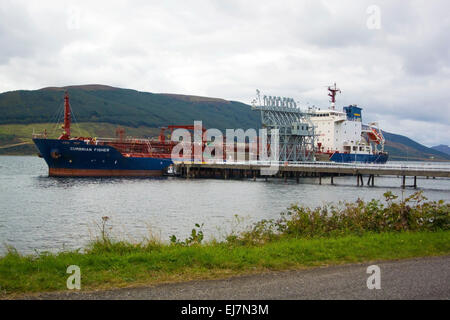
[49, 168, 163, 177]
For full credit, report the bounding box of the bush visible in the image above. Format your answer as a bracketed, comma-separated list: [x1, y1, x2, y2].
[227, 191, 449, 245]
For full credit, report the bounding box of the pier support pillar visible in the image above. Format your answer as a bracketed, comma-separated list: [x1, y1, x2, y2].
[402, 176, 406, 189]
[367, 175, 375, 187]
[319, 173, 322, 185]
[357, 174, 364, 187]
[414, 176, 417, 189]
[331, 175, 334, 185]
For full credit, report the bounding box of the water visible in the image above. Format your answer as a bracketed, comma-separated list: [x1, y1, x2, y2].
[0, 156, 449, 254]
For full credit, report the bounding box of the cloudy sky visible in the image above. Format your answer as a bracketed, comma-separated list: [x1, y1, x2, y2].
[0, 0, 448, 146]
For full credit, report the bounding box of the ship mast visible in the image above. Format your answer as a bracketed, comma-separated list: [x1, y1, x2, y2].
[59, 91, 71, 140]
[328, 83, 341, 110]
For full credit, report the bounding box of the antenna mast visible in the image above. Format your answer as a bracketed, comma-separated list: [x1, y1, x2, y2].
[59, 91, 71, 140]
[328, 83, 341, 110]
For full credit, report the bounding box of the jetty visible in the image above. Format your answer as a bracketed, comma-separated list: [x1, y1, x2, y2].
[174, 161, 450, 188]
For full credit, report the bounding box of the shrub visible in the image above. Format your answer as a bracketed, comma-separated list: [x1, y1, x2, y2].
[227, 191, 449, 245]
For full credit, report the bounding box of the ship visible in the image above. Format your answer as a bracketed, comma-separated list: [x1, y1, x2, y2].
[310, 84, 388, 164]
[33, 92, 174, 177]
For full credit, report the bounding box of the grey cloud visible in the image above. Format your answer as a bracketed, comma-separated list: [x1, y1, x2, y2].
[0, 0, 448, 146]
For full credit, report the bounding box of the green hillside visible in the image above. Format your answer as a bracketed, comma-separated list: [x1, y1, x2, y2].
[432, 145, 450, 156]
[0, 85, 259, 130]
[0, 84, 448, 161]
[383, 132, 450, 161]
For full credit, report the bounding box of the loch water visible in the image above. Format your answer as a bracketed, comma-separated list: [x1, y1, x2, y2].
[0, 156, 449, 254]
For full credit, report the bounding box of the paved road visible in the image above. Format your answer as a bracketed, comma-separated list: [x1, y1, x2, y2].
[28, 256, 450, 300]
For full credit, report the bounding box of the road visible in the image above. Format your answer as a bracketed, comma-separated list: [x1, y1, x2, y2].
[27, 255, 450, 300]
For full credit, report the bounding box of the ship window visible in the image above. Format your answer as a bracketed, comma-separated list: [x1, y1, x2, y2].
[353, 146, 357, 151]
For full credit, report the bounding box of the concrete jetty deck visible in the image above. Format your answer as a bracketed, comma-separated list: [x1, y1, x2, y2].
[174, 161, 450, 188]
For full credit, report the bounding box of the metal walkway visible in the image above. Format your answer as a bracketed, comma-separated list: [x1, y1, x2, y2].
[174, 161, 450, 188]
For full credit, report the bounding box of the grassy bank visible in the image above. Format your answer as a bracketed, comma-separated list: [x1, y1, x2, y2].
[0, 192, 448, 297]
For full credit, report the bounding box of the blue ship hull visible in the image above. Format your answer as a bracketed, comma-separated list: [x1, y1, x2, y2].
[329, 152, 388, 164]
[33, 138, 172, 177]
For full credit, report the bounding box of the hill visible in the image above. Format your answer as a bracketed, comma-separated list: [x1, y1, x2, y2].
[0, 84, 448, 161]
[431, 145, 450, 156]
[0, 85, 259, 129]
[383, 132, 450, 161]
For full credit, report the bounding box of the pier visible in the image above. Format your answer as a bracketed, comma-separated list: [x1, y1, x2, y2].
[174, 161, 450, 188]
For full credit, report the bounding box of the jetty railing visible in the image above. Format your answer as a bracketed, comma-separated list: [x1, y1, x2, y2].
[173, 160, 450, 188]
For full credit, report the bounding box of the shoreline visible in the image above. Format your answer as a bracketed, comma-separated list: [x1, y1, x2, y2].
[1, 191, 448, 297]
[1, 231, 449, 298]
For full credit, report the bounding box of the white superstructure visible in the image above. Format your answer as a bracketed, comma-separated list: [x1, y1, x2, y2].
[308, 83, 385, 159]
[310, 108, 373, 155]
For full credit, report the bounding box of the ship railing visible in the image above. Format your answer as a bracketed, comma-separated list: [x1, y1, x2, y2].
[32, 133, 47, 139]
[95, 137, 156, 144]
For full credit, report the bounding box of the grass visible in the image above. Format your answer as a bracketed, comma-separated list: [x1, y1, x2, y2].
[0, 192, 448, 297]
[0, 231, 449, 297]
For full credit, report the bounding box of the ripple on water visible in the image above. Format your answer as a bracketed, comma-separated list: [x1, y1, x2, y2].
[0, 156, 449, 254]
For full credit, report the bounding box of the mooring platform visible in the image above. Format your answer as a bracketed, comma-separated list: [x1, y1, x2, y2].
[174, 161, 450, 188]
